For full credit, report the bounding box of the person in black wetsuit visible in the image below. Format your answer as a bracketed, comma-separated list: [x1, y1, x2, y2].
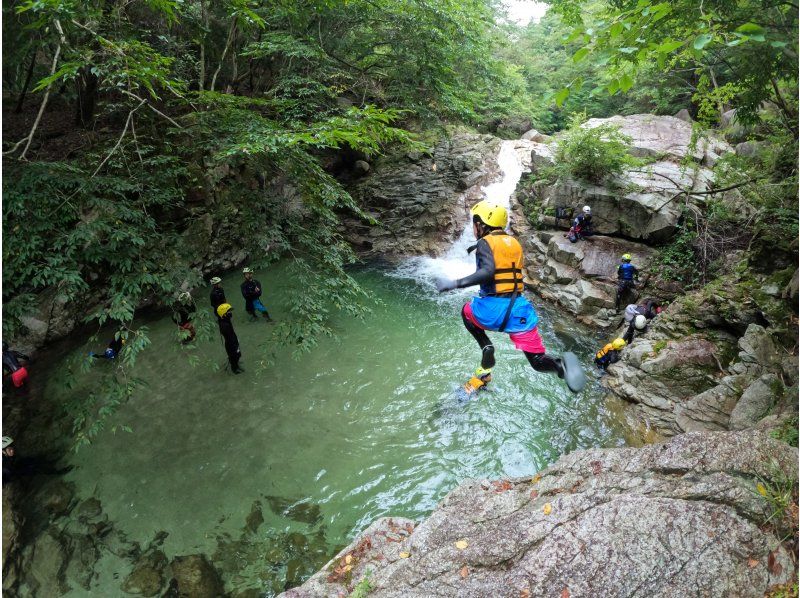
[3, 342, 30, 387]
[240, 267, 273, 322]
[210, 277, 226, 318]
[567, 205, 593, 243]
[172, 292, 196, 344]
[2, 436, 72, 485]
[216, 303, 243, 374]
[622, 298, 662, 344]
[90, 332, 125, 360]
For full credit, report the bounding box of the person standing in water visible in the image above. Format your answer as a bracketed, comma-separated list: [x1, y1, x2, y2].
[210, 277, 226, 318]
[216, 303, 243, 374]
[240, 267, 273, 322]
[435, 200, 586, 394]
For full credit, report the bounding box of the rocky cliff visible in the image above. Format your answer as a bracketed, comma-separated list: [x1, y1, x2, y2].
[511, 114, 731, 328]
[284, 431, 797, 597]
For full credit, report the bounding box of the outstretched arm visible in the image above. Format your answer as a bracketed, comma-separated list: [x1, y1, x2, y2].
[436, 240, 494, 292]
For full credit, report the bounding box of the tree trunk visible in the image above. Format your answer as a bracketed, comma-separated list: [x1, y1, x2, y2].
[75, 67, 99, 128]
[14, 45, 38, 114]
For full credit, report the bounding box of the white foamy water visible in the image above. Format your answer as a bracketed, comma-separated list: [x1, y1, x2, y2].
[392, 140, 526, 288]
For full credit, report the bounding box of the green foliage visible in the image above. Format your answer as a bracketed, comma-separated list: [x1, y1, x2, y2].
[754, 461, 799, 544]
[651, 225, 699, 287]
[770, 416, 799, 448]
[552, 114, 638, 183]
[550, 0, 798, 128]
[350, 571, 374, 597]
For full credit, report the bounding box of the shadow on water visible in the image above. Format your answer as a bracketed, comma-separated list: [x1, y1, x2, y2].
[10, 264, 626, 596]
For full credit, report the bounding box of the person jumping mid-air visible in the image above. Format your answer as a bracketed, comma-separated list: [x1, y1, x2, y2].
[435, 200, 586, 395]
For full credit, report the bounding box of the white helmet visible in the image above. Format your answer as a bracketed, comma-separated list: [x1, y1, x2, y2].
[634, 314, 647, 330]
[2, 436, 13, 449]
[582, 205, 592, 215]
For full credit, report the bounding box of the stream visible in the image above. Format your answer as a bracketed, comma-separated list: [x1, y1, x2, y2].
[13, 141, 628, 597]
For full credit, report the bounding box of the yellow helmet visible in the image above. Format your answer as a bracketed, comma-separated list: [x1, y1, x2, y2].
[611, 338, 626, 350]
[621, 253, 632, 262]
[470, 200, 508, 228]
[217, 303, 233, 318]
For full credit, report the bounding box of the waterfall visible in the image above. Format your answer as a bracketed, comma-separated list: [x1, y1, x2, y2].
[391, 140, 527, 290]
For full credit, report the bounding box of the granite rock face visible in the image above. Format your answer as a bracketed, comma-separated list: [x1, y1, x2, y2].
[283, 431, 797, 598]
[343, 131, 503, 259]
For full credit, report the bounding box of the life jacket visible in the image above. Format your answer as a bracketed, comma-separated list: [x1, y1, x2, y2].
[618, 263, 637, 280]
[595, 343, 615, 360]
[479, 231, 525, 297]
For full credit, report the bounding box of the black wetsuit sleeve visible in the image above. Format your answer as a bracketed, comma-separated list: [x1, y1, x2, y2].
[455, 239, 494, 288]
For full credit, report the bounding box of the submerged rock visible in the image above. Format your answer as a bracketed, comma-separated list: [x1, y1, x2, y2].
[282, 431, 797, 597]
[167, 554, 224, 598]
[122, 549, 167, 596]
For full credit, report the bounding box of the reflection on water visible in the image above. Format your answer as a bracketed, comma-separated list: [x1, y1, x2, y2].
[17, 265, 622, 596]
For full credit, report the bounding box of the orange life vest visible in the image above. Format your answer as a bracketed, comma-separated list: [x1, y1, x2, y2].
[596, 343, 614, 360]
[483, 231, 525, 296]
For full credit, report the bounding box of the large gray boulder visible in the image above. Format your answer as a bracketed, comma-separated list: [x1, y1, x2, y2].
[513, 227, 656, 327]
[283, 431, 797, 598]
[524, 114, 732, 245]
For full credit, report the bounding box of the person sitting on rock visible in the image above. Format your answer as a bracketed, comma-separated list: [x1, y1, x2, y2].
[567, 205, 593, 243]
[210, 277, 226, 318]
[434, 200, 586, 394]
[240, 267, 273, 322]
[595, 337, 626, 370]
[2, 342, 30, 388]
[615, 253, 639, 311]
[622, 299, 662, 343]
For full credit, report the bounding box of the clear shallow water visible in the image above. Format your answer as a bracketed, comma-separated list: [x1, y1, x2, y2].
[25, 140, 625, 596]
[38, 265, 623, 595]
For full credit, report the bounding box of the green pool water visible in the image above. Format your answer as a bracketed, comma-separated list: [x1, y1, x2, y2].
[32, 264, 625, 596]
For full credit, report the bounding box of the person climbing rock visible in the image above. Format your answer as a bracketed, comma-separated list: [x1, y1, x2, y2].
[210, 277, 226, 317]
[615, 253, 640, 311]
[216, 303, 243, 374]
[622, 299, 661, 344]
[172, 291, 196, 344]
[240, 268, 273, 322]
[567, 205, 593, 243]
[89, 332, 125, 360]
[595, 337, 626, 370]
[435, 200, 586, 394]
[2, 342, 30, 388]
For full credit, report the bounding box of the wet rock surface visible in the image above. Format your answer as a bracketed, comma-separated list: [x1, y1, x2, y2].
[284, 431, 797, 598]
[166, 554, 225, 598]
[602, 270, 798, 437]
[343, 130, 502, 259]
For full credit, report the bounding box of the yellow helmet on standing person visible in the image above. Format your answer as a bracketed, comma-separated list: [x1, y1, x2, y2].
[621, 253, 632, 262]
[611, 338, 626, 350]
[470, 200, 508, 228]
[217, 303, 233, 318]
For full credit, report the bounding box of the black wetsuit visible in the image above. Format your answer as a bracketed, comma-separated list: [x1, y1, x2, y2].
[622, 300, 660, 344]
[240, 279, 263, 316]
[456, 236, 563, 377]
[568, 214, 593, 242]
[217, 315, 242, 373]
[210, 286, 226, 315]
